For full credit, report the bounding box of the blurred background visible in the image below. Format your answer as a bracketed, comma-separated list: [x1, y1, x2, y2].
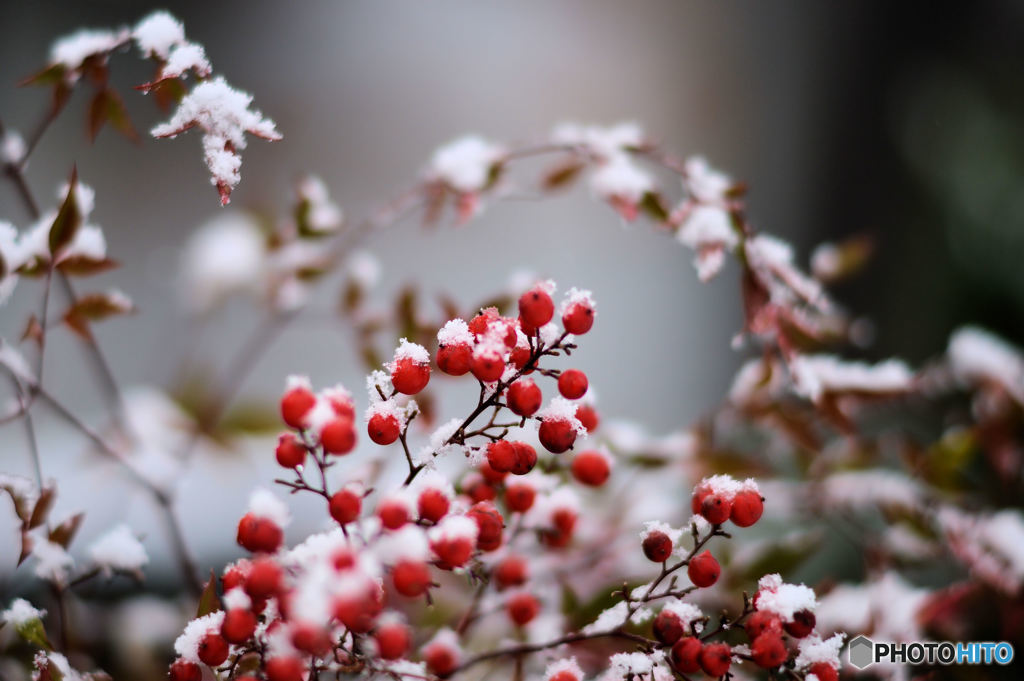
[1, 0, 1023, 676]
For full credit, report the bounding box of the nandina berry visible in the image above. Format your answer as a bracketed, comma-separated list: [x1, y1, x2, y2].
[562, 300, 594, 335]
[437, 342, 472, 376]
[543, 508, 577, 548]
[538, 418, 576, 453]
[291, 622, 331, 656]
[368, 412, 401, 445]
[784, 609, 816, 638]
[169, 659, 202, 681]
[507, 378, 542, 417]
[275, 433, 307, 468]
[557, 369, 588, 399]
[691, 483, 712, 515]
[510, 441, 538, 475]
[321, 417, 357, 454]
[505, 481, 536, 512]
[331, 547, 356, 571]
[507, 592, 540, 626]
[378, 498, 410, 530]
[280, 386, 315, 429]
[700, 493, 732, 525]
[467, 502, 504, 551]
[808, 662, 839, 681]
[244, 558, 283, 599]
[333, 582, 383, 633]
[752, 633, 788, 668]
[464, 475, 497, 503]
[392, 559, 432, 597]
[391, 357, 430, 395]
[687, 550, 721, 588]
[509, 344, 531, 371]
[479, 459, 508, 485]
[699, 642, 732, 677]
[221, 608, 257, 644]
[494, 554, 528, 590]
[653, 609, 684, 646]
[329, 488, 361, 525]
[730, 489, 764, 527]
[745, 610, 782, 639]
[424, 642, 458, 677]
[519, 286, 555, 330]
[265, 656, 304, 681]
[486, 440, 516, 473]
[327, 392, 355, 419]
[642, 530, 674, 563]
[575, 404, 599, 432]
[418, 488, 450, 523]
[671, 637, 703, 674]
[468, 308, 496, 336]
[236, 513, 282, 554]
[375, 621, 411, 660]
[571, 450, 610, 486]
[548, 672, 580, 681]
[222, 561, 250, 592]
[197, 631, 229, 666]
[431, 534, 474, 569]
[471, 351, 505, 382]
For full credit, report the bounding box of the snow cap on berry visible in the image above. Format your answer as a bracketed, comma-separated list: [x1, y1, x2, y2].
[756, 573, 818, 622]
[696, 475, 760, 502]
[411, 469, 455, 500]
[560, 287, 596, 316]
[374, 525, 430, 564]
[223, 587, 251, 611]
[537, 397, 587, 438]
[544, 657, 584, 681]
[248, 488, 290, 528]
[364, 398, 406, 428]
[437, 318, 474, 346]
[640, 521, 682, 546]
[662, 600, 703, 630]
[390, 338, 430, 366]
[794, 633, 845, 671]
[428, 514, 480, 545]
[174, 611, 225, 662]
[285, 374, 312, 392]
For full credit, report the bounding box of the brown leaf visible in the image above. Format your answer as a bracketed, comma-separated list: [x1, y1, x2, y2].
[18, 529, 33, 566]
[541, 159, 584, 191]
[28, 486, 56, 530]
[49, 512, 85, 549]
[196, 570, 220, 618]
[49, 167, 81, 256]
[21, 315, 44, 346]
[87, 89, 109, 142]
[56, 256, 120, 276]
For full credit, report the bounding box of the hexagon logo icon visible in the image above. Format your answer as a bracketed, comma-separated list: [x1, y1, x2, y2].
[848, 635, 874, 669]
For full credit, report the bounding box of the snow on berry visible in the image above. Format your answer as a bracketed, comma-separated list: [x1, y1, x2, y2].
[421, 627, 463, 676]
[755, 573, 818, 623]
[173, 611, 226, 663]
[151, 76, 281, 204]
[538, 396, 587, 437]
[429, 135, 505, 193]
[544, 657, 584, 681]
[248, 488, 291, 528]
[662, 600, 703, 630]
[794, 633, 845, 672]
[789, 354, 913, 402]
[88, 524, 148, 574]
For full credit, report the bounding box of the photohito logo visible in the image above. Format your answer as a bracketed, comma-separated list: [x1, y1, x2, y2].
[847, 635, 1015, 669]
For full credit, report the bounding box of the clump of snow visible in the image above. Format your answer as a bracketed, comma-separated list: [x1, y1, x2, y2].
[173, 611, 225, 662]
[430, 136, 504, 193]
[391, 338, 430, 365]
[429, 514, 479, 544]
[810, 242, 842, 280]
[223, 587, 251, 611]
[151, 76, 281, 204]
[790, 354, 914, 402]
[947, 326, 1024, 405]
[676, 205, 737, 281]
[180, 212, 266, 311]
[160, 42, 211, 80]
[746, 233, 824, 305]
[437, 318, 474, 347]
[248, 488, 290, 528]
[2, 130, 25, 165]
[133, 11, 185, 59]
[684, 156, 732, 203]
[50, 28, 128, 74]
[608, 651, 657, 676]
[794, 634, 845, 671]
[590, 154, 653, 203]
[346, 250, 380, 289]
[820, 469, 922, 512]
[89, 524, 148, 573]
[583, 601, 651, 634]
[550, 121, 645, 159]
[662, 600, 703, 629]
[756, 573, 818, 622]
[32, 539, 74, 584]
[938, 507, 1024, 594]
[815, 572, 927, 641]
[297, 175, 343, 234]
[375, 525, 430, 564]
[560, 287, 596, 315]
[640, 520, 682, 545]
[537, 397, 587, 437]
[2, 598, 46, 626]
[544, 657, 584, 681]
[695, 474, 759, 501]
[411, 469, 455, 499]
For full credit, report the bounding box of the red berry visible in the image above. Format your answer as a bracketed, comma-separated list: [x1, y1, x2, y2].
[378, 498, 410, 530]
[494, 555, 528, 590]
[280, 386, 315, 429]
[505, 481, 536, 513]
[169, 659, 202, 681]
[671, 637, 703, 674]
[538, 418, 576, 453]
[291, 622, 331, 656]
[418, 488, 450, 523]
[687, 550, 720, 588]
[506, 592, 540, 626]
[275, 433, 307, 468]
[468, 309, 496, 336]
[197, 631, 229, 666]
[437, 342, 472, 376]
[542, 508, 577, 548]
[431, 534, 474, 570]
[507, 378, 542, 417]
[464, 474, 497, 503]
[691, 484, 712, 515]
[745, 610, 782, 640]
[236, 513, 283, 554]
[752, 633, 788, 669]
[730, 490, 764, 527]
[222, 561, 250, 592]
[375, 621, 411, 660]
[557, 369, 588, 399]
[518, 286, 555, 330]
[332, 581, 383, 633]
[467, 502, 504, 552]
[642, 530, 673, 563]
[808, 662, 839, 681]
[698, 642, 732, 677]
[575, 404, 599, 432]
[329, 488, 362, 525]
[486, 440, 516, 473]
[471, 350, 505, 382]
[221, 608, 256, 644]
[653, 609, 684, 646]
[571, 450, 610, 486]
[321, 417, 357, 454]
[509, 345, 531, 371]
[784, 609, 816, 638]
[562, 301, 594, 335]
[265, 656, 304, 681]
[509, 441, 538, 475]
[700, 493, 732, 525]
[244, 558, 283, 599]
[368, 412, 401, 445]
[424, 641, 459, 677]
[391, 357, 430, 395]
[392, 559, 432, 597]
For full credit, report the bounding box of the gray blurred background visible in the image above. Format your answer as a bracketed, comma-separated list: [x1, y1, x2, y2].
[2, 0, 1024, 596]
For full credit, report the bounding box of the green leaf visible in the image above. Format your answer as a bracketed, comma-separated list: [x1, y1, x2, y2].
[48, 168, 81, 256]
[196, 570, 220, 618]
[640, 191, 670, 223]
[16, 616, 53, 651]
